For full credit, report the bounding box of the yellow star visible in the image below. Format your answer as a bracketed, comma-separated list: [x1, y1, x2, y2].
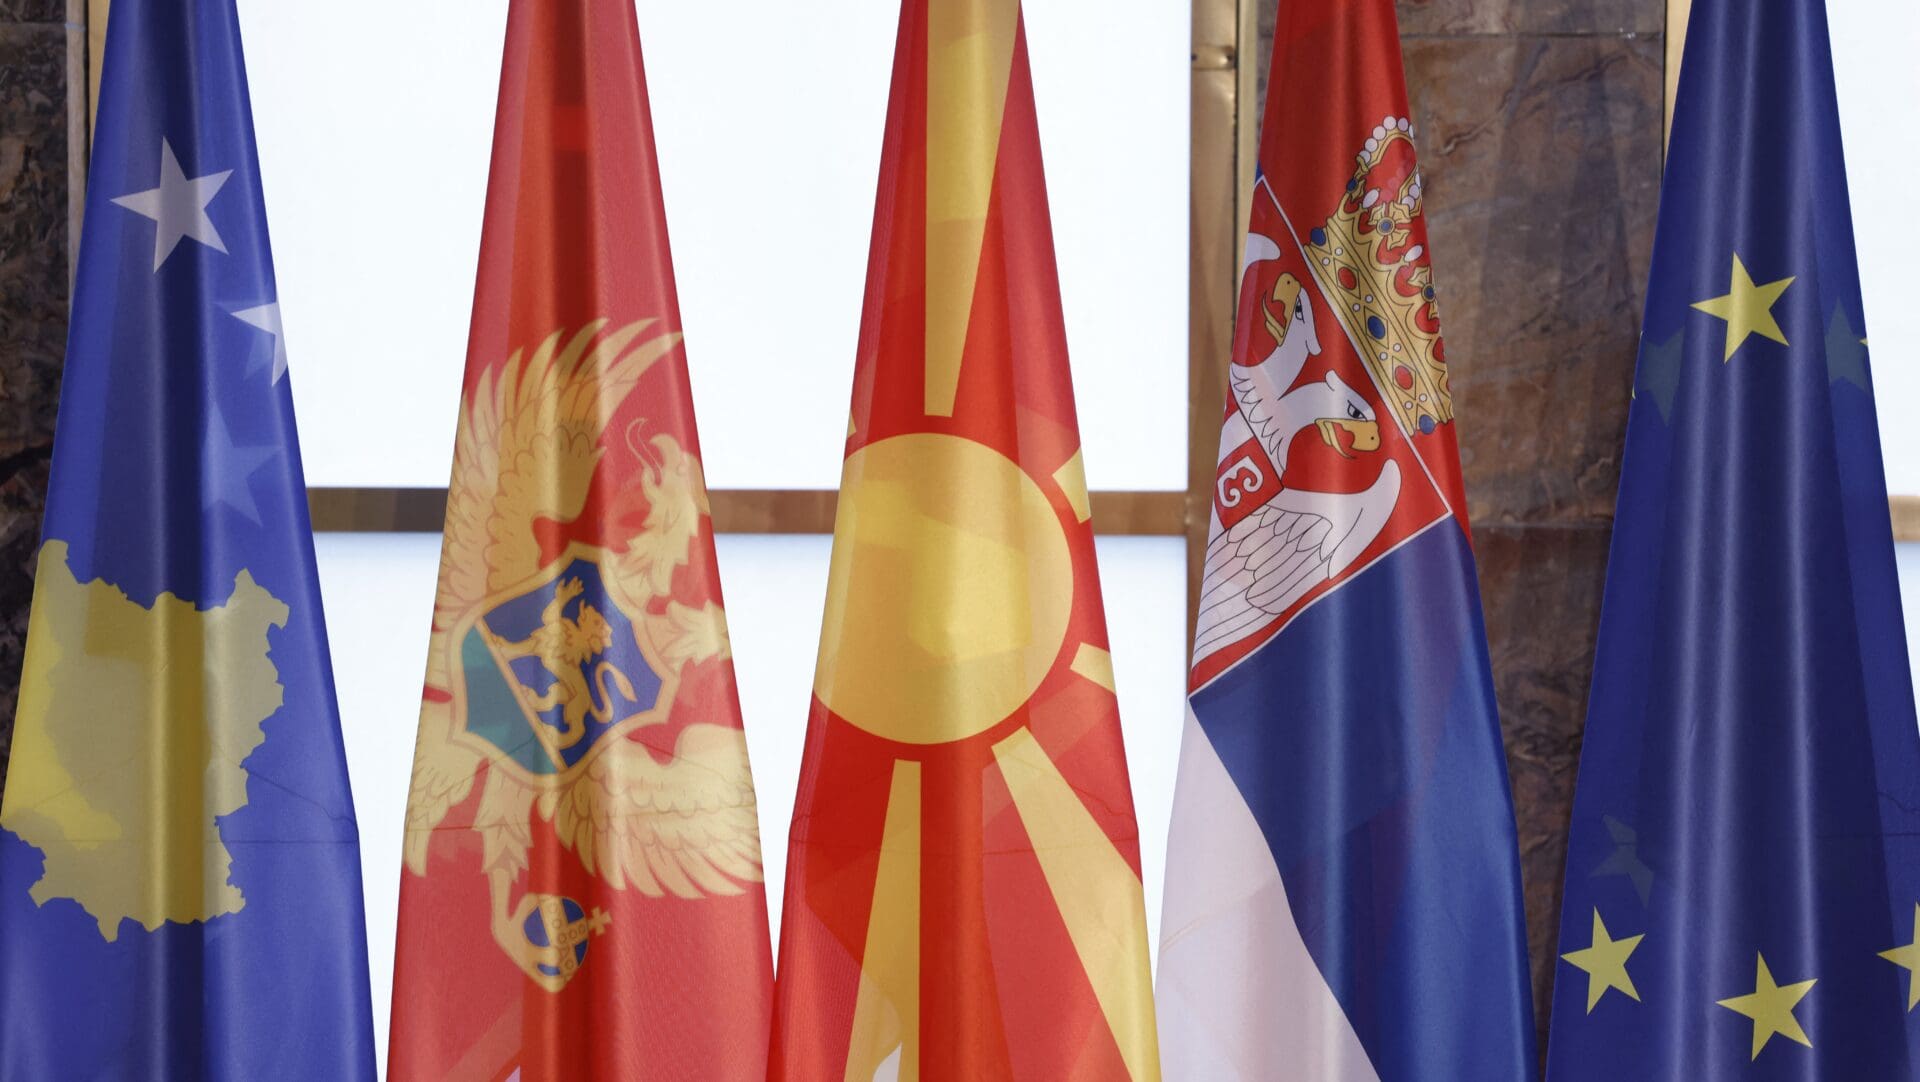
[1878, 904, 1920, 1011]
[1560, 909, 1644, 1012]
[1716, 953, 1817, 1060]
[1692, 254, 1795, 362]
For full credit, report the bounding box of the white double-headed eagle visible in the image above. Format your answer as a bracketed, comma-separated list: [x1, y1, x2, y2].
[403, 320, 762, 987]
[1193, 235, 1403, 662]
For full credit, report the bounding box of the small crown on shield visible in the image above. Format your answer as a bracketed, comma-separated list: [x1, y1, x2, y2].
[1304, 116, 1453, 437]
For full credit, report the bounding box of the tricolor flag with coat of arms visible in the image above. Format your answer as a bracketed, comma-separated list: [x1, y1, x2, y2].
[1156, 0, 1538, 1078]
[387, 0, 774, 1077]
[768, 1, 1161, 1078]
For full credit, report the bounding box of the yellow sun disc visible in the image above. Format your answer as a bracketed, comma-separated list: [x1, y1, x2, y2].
[815, 433, 1075, 745]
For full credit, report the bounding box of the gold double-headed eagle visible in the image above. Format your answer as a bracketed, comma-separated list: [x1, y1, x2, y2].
[403, 320, 762, 991]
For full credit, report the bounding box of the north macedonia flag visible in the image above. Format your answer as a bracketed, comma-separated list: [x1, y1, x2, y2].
[768, 2, 1161, 1079]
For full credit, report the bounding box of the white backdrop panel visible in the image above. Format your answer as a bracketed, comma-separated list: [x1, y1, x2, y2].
[1830, 1, 1919, 493]
[240, 0, 1188, 493]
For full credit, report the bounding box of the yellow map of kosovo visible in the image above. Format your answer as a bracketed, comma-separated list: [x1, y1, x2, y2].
[0, 540, 288, 940]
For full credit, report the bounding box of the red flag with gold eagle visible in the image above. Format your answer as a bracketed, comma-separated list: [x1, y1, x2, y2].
[387, 1, 772, 1078]
[768, 2, 1160, 1079]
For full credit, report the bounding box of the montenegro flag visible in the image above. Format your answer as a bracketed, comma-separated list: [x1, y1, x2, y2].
[768, 2, 1161, 1079]
[387, 1, 773, 1078]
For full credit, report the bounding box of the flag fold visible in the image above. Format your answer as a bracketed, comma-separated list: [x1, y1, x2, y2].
[0, 0, 376, 1076]
[768, 2, 1161, 1078]
[1545, 0, 1920, 1076]
[1156, 2, 1538, 1078]
[388, 2, 773, 1078]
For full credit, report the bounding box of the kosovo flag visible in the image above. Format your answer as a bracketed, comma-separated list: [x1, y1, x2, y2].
[1544, 0, 1920, 1076]
[0, 0, 377, 1076]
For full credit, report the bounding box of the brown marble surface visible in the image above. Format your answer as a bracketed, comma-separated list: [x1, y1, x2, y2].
[1408, 10, 1661, 1046]
[0, 0, 62, 25]
[1399, 0, 1661, 36]
[1252, 0, 1664, 1055]
[0, 14, 69, 796]
[1475, 524, 1616, 1045]
[1410, 35, 1660, 527]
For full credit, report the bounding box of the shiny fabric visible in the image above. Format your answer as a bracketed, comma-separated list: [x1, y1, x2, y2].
[1159, 1, 1538, 1077]
[0, 0, 376, 1076]
[767, 2, 1160, 1078]
[386, 2, 775, 1078]
[1545, 0, 1920, 1076]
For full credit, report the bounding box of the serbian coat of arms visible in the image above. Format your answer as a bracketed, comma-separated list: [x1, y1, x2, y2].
[1194, 117, 1463, 685]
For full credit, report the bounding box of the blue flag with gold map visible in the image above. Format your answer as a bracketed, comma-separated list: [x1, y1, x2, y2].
[0, 0, 376, 1076]
[1544, 0, 1920, 1077]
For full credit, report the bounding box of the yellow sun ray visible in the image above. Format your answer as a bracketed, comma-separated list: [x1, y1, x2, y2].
[845, 761, 923, 1081]
[993, 728, 1159, 1080]
[924, 0, 1019, 417]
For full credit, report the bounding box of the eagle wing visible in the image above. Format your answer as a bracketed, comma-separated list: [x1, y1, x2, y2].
[1193, 503, 1338, 662]
[539, 723, 764, 899]
[405, 319, 685, 868]
[1192, 462, 1403, 665]
[440, 318, 684, 615]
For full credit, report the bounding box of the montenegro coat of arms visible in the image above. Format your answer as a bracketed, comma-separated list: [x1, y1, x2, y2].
[403, 321, 763, 992]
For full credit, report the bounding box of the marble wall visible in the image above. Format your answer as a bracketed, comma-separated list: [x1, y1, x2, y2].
[1258, 0, 1666, 1050]
[0, 0, 76, 797]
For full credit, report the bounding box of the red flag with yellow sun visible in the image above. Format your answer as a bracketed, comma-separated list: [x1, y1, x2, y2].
[388, 1, 773, 1078]
[768, 2, 1161, 1079]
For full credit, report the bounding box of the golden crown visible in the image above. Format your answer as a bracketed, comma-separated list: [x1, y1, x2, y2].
[1303, 116, 1453, 437]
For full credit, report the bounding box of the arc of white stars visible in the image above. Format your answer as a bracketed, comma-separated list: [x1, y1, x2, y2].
[112, 139, 232, 270]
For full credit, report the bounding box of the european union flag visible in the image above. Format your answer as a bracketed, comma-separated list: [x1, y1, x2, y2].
[0, 0, 376, 1076]
[1545, 0, 1920, 1076]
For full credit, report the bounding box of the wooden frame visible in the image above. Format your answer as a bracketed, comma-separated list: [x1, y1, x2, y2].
[304, 487, 1188, 536]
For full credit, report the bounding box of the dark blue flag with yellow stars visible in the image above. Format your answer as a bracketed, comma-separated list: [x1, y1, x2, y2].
[1544, 0, 1920, 1077]
[0, 0, 376, 1076]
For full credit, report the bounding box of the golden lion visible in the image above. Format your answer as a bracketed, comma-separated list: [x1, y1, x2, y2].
[487, 577, 638, 751]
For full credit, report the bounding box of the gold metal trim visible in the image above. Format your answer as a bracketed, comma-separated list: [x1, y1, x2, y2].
[1664, 0, 1689, 149]
[1191, 44, 1235, 72]
[86, 0, 106, 137]
[66, 0, 89, 290]
[1188, 0, 1245, 636]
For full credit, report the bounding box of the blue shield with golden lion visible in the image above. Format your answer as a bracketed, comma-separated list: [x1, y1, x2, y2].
[459, 549, 671, 778]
